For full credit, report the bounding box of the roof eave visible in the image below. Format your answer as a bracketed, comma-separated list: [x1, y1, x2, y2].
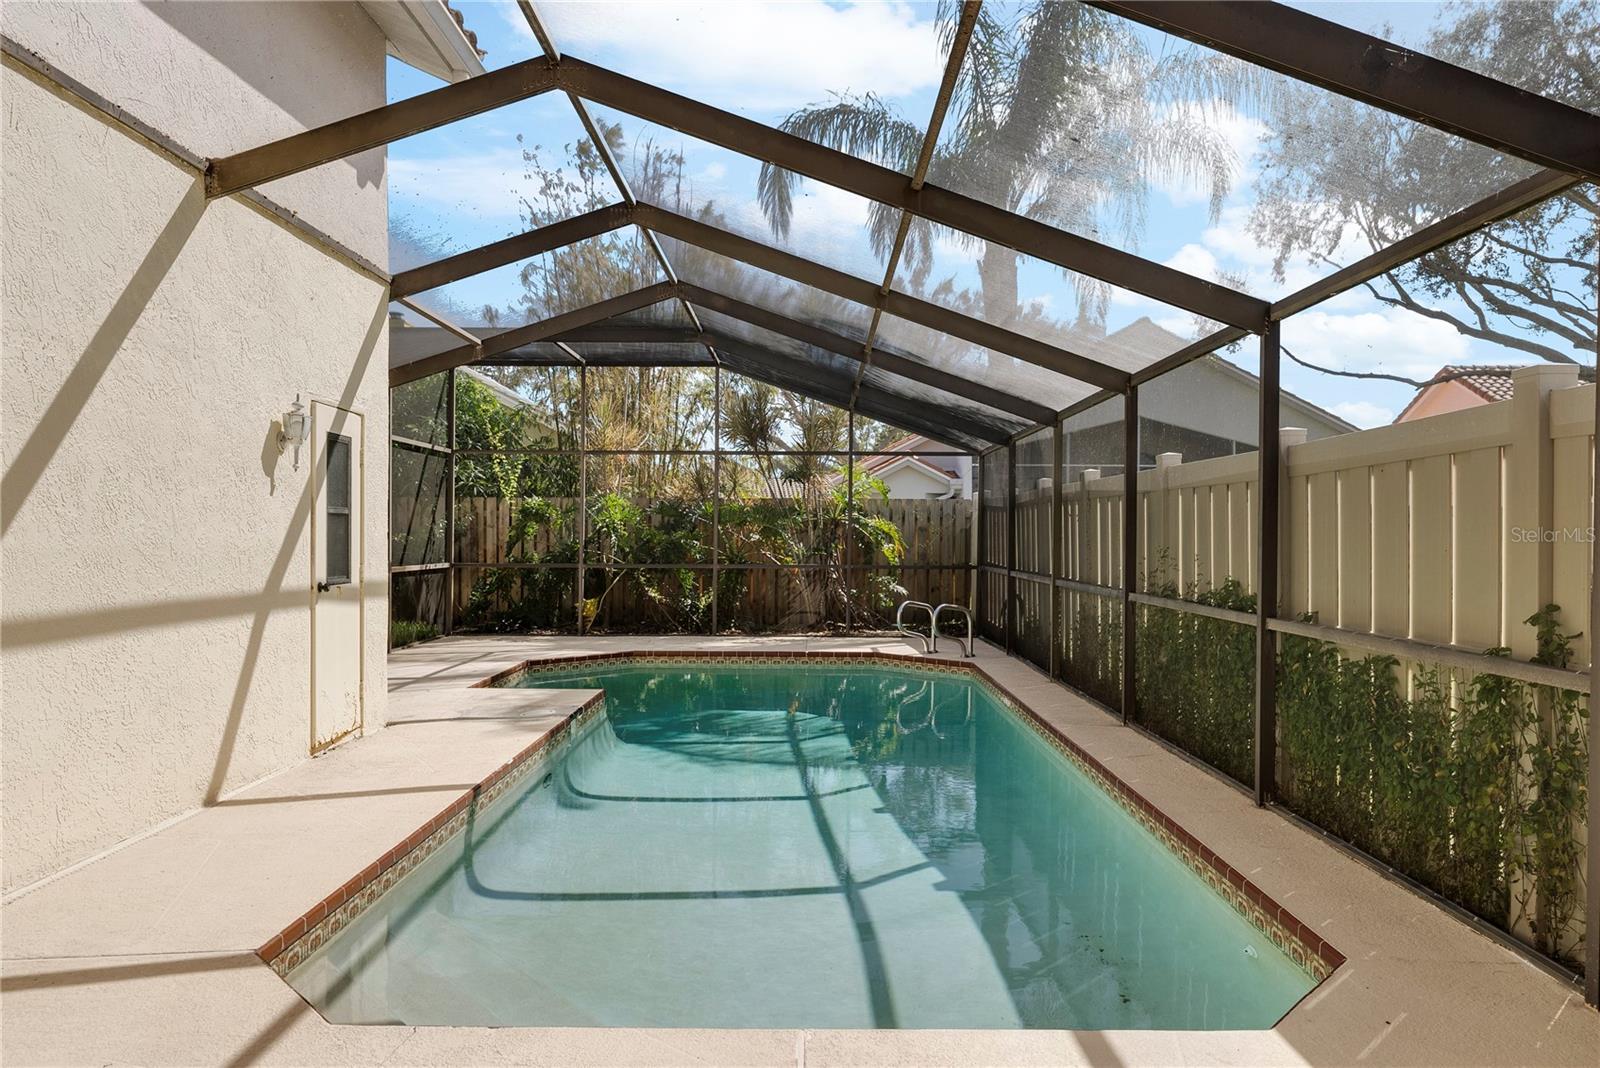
[361, 0, 485, 84]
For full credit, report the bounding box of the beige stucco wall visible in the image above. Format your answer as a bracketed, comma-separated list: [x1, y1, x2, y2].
[1, 0, 389, 264]
[1, 6, 391, 893]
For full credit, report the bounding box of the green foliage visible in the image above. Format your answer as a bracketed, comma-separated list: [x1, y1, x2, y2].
[1060, 589, 1122, 709]
[1048, 571, 1588, 968]
[388, 619, 438, 649]
[1134, 577, 1257, 787]
[1278, 603, 1588, 966]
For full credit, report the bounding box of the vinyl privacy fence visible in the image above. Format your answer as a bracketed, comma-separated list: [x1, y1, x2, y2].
[985, 368, 1594, 976]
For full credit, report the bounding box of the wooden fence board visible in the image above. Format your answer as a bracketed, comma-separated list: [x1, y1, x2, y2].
[1370, 462, 1411, 639]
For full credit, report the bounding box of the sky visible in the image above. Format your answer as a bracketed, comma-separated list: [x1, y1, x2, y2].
[387, 1, 1595, 431]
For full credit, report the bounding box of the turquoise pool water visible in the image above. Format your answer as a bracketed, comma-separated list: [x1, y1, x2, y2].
[288, 662, 1315, 1029]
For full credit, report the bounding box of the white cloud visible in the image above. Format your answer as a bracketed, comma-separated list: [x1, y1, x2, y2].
[719, 179, 884, 279]
[1163, 243, 1219, 281]
[1282, 306, 1470, 381]
[1330, 401, 1397, 429]
[531, 2, 943, 113]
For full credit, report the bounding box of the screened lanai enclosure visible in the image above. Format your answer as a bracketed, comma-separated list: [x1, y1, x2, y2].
[211, 0, 1600, 1003]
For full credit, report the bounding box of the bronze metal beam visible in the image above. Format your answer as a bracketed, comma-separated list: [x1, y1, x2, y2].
[1270, 168, 1582, 320]
[636, 204, 1130, 391]
[206, 58, 561, 197]
[678, 283, 1058, 424]
[390, 203, 635, 298]
[389, 281, 681, 385]
[558, 56, 1268, 329]
[1089, 2, 1600, 182]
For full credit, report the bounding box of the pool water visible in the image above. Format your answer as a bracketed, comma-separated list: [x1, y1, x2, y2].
[288, 663, 1315, 1029]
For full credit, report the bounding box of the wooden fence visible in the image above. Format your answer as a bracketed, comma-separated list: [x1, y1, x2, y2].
[452, 495, 974, 631]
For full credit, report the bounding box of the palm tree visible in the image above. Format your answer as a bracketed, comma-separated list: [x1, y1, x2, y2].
[758, 1, 1263, 329]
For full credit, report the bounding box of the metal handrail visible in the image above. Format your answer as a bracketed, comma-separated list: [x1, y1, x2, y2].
[895, 600, 935, 653]
[933, 603, 975, 657]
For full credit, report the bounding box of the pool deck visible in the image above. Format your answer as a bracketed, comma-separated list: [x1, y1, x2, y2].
[3, 633, 1595, 1065]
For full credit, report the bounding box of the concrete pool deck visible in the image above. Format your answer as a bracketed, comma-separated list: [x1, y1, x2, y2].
[2, 634, 1595, 1065]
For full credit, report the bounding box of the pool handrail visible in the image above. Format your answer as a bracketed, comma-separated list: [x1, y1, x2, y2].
[895, 600, 935, 653]
[933, 603, 975, 657]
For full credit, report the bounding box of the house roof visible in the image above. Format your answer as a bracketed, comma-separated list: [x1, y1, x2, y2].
[1397, 363, 1598, 421]
[1105, 318, 1358, 434]
[1436, 364, 1522, 402]
[359, 0, 485, 83]
[857, 450, 962, 484]
[1428, 363, 1595, 400]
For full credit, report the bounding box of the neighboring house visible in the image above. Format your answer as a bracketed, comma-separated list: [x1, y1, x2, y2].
[1, 2, 480, 894]
[1024, 318, 1355, 488]
[856, 442, 970, 500]
[1396, 364, 1598, 423]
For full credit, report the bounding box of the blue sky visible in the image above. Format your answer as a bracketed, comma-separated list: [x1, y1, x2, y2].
[388, 1, 1595, 430]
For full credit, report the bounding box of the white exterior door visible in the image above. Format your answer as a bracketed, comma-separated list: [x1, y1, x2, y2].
[311, 401, 363, 752]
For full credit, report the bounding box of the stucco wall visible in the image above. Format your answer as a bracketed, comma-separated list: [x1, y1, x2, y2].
[1, 0, 388, 265]
[1, 10, 391, 892]
[1396, 380, 1483, 423]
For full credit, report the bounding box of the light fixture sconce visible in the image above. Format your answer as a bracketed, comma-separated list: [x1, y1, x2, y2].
[279, 396, 308, 470]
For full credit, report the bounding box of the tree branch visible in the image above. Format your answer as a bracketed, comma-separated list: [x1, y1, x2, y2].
[1360, 277, 1581, 364]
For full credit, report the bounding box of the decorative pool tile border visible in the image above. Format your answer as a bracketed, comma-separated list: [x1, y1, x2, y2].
[256, 691, 607, 977]
[260, 649, 1342, 986]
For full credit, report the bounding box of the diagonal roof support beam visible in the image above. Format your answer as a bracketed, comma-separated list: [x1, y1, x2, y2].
[1270, 167, 1583, 320]
[390, 203, 635, 298]
[206, 47, 1263, 328]
[1123, 169, 1583, 391]
[1088, 1, 1600, 182]
[636, 204, 1130, 392]
[516, 0, 716, 361]
[558, 56, 1267, 330]
[206, 58, 562, 197]
[852, 0, 984, 411]
[560, 298, 1056, 425]
[460, 313, 1043, 435]
[394, 296, 483, 350]
[387, 202, 1131, 392]
[677, 284, 1058, 425]
[390, 281, 681, 386]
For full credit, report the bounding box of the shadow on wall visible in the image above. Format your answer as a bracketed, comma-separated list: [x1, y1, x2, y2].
[3, 151, 388, 808]
[145, 0, 385, 193]
[203, 296, 388, 803]
[1, 175, 207, 535]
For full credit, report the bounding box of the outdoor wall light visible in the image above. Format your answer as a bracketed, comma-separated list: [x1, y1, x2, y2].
[279, 396, 308, 470]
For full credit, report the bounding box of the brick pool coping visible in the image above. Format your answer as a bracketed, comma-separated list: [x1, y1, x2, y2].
[258, 649, 1344, 987]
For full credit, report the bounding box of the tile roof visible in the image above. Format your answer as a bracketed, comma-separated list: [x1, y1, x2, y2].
[1427, 363, 1596, 404]
[1431, 364, 1520, 402]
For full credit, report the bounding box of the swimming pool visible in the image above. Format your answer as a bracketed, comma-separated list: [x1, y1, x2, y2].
[284, 657, 1326, 1029]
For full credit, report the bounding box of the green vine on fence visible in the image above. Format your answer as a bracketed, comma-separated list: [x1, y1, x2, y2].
[1279, 603, 1587, 967]
[1133, 576, 1257, 787]
[1049, 573, 1588, 971]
